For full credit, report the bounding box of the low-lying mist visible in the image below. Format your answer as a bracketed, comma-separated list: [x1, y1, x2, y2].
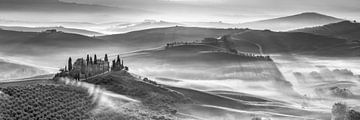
[272, 54, 360, 112]
[59, 77, 139, 111]
[122, 53, 360, 118]
[123, 55, 302, 106]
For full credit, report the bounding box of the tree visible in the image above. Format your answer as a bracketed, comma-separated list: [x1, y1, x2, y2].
[80, 59, 86, 74]
[104, 54, 108, 62]
[94, 54, 97, 64]
[111, 60, 116, 70]
[116, 55, 120, 64]
[86, 55, 89, 65]
[124, 66, 129, 71]
[121, 60, 124, 68]
[68, 57, 72, 71]
[90, 57, 93, 64]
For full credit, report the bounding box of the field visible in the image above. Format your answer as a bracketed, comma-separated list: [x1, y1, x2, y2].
[0, 83, 95, 120]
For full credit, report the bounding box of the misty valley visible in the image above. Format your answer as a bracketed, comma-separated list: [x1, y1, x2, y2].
[0, 1, 360, 119]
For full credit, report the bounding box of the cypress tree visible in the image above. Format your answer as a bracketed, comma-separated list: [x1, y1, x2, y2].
[81, 59, 86, 74]
[68, 57, 72, 71]
[112, 60, 116, 70]
[121, 60, 124, 68]
[116, 55, 120, 64]
[90, 57, 93, 64]
[104, 54, 108, 62]
[86, 54, 89, 65]
[94, 54, 97, 64]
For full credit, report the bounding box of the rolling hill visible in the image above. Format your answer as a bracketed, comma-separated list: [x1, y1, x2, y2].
[0, 0, 146, 14]
[0, 59, 47, 81]
[229, 30, 348, 54]
[239, 12, 344, 31]
[0, 29, 108, 55]
[183, 21, 237, 28]
[0, 26, 103, 36]
[99, 26, 247, 51]
[292, 21, 360, 41]
[119, 43, 298, 100]
[106, 20, 182, 33]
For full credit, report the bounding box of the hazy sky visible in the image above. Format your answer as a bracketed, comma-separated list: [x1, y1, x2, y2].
[0, 0, 359, 23]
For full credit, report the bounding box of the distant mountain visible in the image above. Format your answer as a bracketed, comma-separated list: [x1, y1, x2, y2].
[106, 20, 182, 33]
[239, 12, 344, 31]
[183, 21, 237, 28]
[0, 29, 108, 55]
[292, 21, 360, 41]
[0, 59, 47, 81]
[0, 26, 103, 36]
[99, 26, 247, 51]
[0, 0, 146, 14]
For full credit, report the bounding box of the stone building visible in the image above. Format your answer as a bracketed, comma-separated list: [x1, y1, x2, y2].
[70, 54, 110, 79]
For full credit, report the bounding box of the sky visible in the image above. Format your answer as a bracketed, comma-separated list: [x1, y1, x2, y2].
[0, 0, 359, 23]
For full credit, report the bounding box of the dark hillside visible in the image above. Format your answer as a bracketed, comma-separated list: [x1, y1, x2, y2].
[231, 30, 347, 54]
[83, 71, 190, 108]
[239, 12, 343, 31]
[0, 29, 108, 55]
[292, 21, 360, 41]
[99, 26, 247, 50]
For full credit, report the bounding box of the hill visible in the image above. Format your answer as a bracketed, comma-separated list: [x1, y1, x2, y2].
[0, 0, 146, 14]
[169, 86, 330, 120]
[230, 30, 347, 54]
[106, 20, 182, 33]
[0, 59, 47, 81]
[99, 26, 247, 51]
[80, 71, 190, 119]
[60, 69, 327, 119]
[0, 26, 103, 36]
[0, 29, 108, 55]
[239, 12, 344, 31]
[183, 21, 237, 28]
[292, 21, 360, 41]
[120, 43, 298, 99]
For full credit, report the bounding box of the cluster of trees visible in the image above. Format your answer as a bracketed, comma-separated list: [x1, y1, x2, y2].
[142, 78, 159, 86]
[332, 103, 360, 120]
[165, 41, 199, 48]
[211, 50, 272, 61]
[111, 55, 128, 71]
[240, 53, 271, 61]
[0, 85, 94, 120]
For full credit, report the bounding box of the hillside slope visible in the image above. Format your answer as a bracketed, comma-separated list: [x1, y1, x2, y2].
[0, 59, 47, 81]
[230, 30, 347, 54]
[79, 70, 327, 120]
[239, 12, 344, 31]
[292, 21, 360, 41]
[106, 20, 182, 33]
[99, 26, 247, 51]
[121, 44, 297, 99]
[0, 26, 103, 36]
[0, 29, 108, 55]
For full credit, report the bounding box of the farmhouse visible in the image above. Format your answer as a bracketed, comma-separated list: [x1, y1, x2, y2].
[56, 54, 127, 80]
